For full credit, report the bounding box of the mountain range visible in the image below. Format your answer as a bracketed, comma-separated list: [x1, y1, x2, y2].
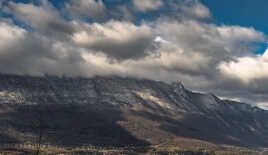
[0, 73, 267, 149]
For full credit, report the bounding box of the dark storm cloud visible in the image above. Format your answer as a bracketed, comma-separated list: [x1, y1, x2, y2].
[0, 22, 88, 76]
[65, 0, 107, 21]
[71, 20, 155, 60]
[5, 1, 75, 36]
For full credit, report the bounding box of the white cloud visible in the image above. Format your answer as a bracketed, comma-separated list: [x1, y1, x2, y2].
[0, 21, 88, 76]
[180, 1, 211, 19]
[1, 15, 264, 89]
[0, 22, 26, 48]
[256, 102, 268, 110]
[65, 0, 106, 19]
[6, 0, 74, 35]
[72, 20, 154, 60]
[219, 48, 268, 83]
[216, 26, 265, 41]
[72, 18, 265, 88]
[133, 0, 163, 12]
[154, 19, 265, 62]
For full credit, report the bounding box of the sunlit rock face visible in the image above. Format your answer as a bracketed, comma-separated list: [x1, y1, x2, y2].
[0, 73, 268, 147]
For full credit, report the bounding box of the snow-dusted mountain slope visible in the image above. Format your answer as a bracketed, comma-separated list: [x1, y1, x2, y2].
[0, 74, 267, 147]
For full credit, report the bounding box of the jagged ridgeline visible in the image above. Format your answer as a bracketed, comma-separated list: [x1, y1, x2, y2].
[0, 73, 268, 148]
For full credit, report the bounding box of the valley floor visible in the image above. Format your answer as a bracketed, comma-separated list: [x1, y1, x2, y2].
[0, 143, 267, 155]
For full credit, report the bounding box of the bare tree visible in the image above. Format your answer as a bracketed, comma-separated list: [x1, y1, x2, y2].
[35, 110, 44, 155]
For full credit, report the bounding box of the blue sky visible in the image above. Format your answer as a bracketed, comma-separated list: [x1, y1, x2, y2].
[201, 0, 268, 54]
[202, 0, 268, 33]
[0, 0, 268, 109]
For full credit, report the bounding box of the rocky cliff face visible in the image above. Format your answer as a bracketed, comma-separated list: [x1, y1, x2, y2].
[0, 74, 267, 147]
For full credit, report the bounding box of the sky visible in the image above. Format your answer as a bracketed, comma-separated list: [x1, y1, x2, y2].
[0, 0, 268, 110]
